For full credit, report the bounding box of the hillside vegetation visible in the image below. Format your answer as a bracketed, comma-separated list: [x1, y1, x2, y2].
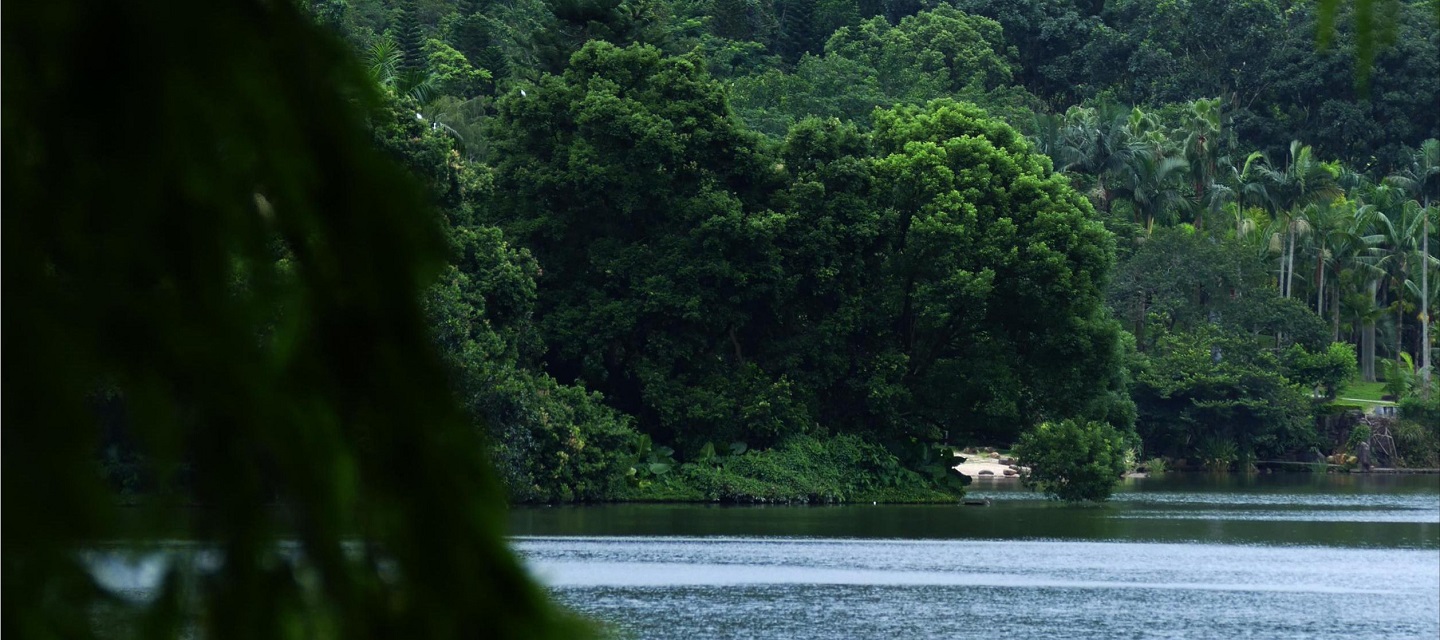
[307, 0, 1439, 500]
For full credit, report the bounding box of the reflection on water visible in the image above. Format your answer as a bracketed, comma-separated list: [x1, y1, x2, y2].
[510, 475, 1440, 548]
[510, 475, 1440, 639]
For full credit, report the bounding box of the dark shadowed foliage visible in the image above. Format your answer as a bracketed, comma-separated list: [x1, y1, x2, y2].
[3, 1, 586, 638]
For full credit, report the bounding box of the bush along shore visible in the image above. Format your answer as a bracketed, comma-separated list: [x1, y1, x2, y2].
[612, 435, 967, 504]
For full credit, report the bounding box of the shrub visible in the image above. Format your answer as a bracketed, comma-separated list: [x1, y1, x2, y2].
[1394, 393, 1440, 467]
[627, 434, 961, 503]
[1345, 425, 1373, 452]
[1014, 419, 1130, 502]
[1392, 419, 1440, 468]
[1319, 403, 1366, 416]
[1195, 435, 1240, 471]
[486, 372, 640, 503]
[1139, 457, 1168, 474]
[1283, 342, 1357, 399]
[1381, 354, 1419, 400]
[1398, 393, 1440, 437]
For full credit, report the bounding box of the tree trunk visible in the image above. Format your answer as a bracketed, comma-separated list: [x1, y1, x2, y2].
[1423, 210, 1431, 395]
[1135, 294, 1147, 353]
[1331, 284, 1341, 342]
[1362, 280, 1379, 382]
[1284, 226, 1296, 298]
[1194, 179, 1206, 231]
[1316, 255, 1325, 315]
[1397, 285, 1405, 372]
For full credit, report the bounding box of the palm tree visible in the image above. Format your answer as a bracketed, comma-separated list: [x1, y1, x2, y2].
[366, 36, 438, 104]
[1337, 200, 1403, 382]
[1385, 139, 1440, 391]
[1113, 146, 1190, 231]
[1058, 101, 1136, 213]
[1386, 139, 1440, 207]
[1304, 199, 1367, 321]
[1177, 98, 1226, 226]
[1340, 269, 1386, 383]
[1028, 111, 1069, 171]
[1229, 202, 1261, 240]
[1325, 202, 1377, 340]
[1240, 141, 1342, 298]
[1362, 191, 1427, 378]
[1404, 231, 1439, 390]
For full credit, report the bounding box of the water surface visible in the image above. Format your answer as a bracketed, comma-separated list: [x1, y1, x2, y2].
[511, 475, 1440, 639]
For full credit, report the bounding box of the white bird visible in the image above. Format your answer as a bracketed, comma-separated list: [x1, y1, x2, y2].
[520, 89, 527, 97]
[415, 112, 424, 120]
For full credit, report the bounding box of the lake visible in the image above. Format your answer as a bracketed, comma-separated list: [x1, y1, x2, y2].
[511, 474, 1440, 639]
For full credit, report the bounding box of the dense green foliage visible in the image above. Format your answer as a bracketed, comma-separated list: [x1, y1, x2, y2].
[727, 6, 1037, 136]
[1014, 419, 1132, 502]
[482, 42, 1129, 456]
[372, 95, 643, 503]
[338, 35, 995, 504]
[316, 1, 1438, 167]
[298, 0, 1437, 498]
[1130, 324, 1319, 466]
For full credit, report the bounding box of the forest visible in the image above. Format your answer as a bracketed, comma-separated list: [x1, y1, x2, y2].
[297, 0, 1440, 503]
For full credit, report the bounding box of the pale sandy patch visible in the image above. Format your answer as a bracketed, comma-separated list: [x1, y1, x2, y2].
[953, 455, 1027, 480]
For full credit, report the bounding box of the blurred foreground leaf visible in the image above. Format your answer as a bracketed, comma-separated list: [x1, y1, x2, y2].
[3, 1, 588, 638]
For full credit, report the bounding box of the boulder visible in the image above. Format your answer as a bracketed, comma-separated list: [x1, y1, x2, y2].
[978, 469, 995, 476]
[988, 452, 1001, 459]
[1003, 469, 1018, 477]
[999, 457, 1015, 465]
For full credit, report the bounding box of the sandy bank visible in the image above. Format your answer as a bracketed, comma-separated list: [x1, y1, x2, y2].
[953, 454, 1026, 480]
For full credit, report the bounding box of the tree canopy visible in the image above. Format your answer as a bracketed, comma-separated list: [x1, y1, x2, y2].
[484, 42, 1132, 453]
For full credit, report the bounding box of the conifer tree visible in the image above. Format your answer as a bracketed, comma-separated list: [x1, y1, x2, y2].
[394, 0, 426, 72]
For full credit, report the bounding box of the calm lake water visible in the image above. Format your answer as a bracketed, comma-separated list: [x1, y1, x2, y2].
[511, 475, 1440, 639]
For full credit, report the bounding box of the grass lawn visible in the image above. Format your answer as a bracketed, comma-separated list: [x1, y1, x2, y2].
[1337, 380, 1392, 402]
[1332, 380, 1397, 413]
